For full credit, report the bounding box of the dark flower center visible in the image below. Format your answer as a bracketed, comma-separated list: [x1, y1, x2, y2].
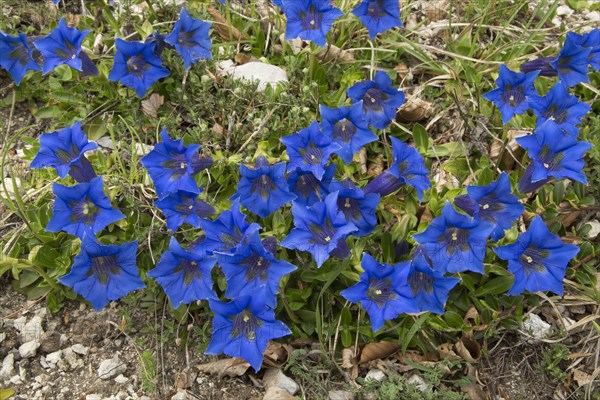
[519, 246, 549, 274]
[230, 309, 263, 342]
[408, 271, 434, 295]
[54, 39, 79, 61]
[242, 252, 270, 282]
[90, 254, 120, 285]
[55, 142, 82, 164]
[299, 6, 323, 30]
[538, 145, 565, 171]
[173, 259, 202, 286]
[8, 42, 30, 66]
[70, 197, 99, 225]
[220, 225, 244, 248]
[308, 219, 336, 246]
[478, 194, 505, 220]
[555, 56, 573, 75]
[252, 174, 277, 200]
[162, 153, 189, 179]
[300, 142, 324, 165]
[366, 278, 396, 306]
[440, 228, 471, 255]
[500, 84, 526, 108]
[366, 0, 387, 18]
[295, 173, 322, 199]
[175, 195, 214, 218]
[126, 54, 151, 77]
[177, 30, 197, 47]
[333, 119, 357, 143]
[363, 88, 388, 112]
[542, 104, 568, 124]
[337, 197, 362, 220]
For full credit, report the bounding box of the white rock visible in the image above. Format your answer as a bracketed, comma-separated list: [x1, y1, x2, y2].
[46, 350, 62, 366]
[1, 177, 21, 199]
[115, 374, 129, 384]
[556, 5, 573, 17]
[63, 348, 83, 369]
[98, 355, 127, 379]
[329, 391, 354, 400]
[407, 374, 428, 393]
[134, 142, 153, 156]
[19, 340, 40, 358]
[263, 368, 299, 395]
[171, 390, 188, 400]
[0, 353, 15, 379]
[217, 61, 288, 92]
[85, 394, 102, 400]
[40, 356, 49, 369]
[96, 136, 115, 150]
[585, 11, 599, 22]
[13, 316, 27, 333]
[551, 17, 562, 27]
[71, 344, 89, 355]
[585, 220, 600, 239]
[0, 332, 5, 344]
[22, 315, 44, 342]
[365, 369, 386, 382]
[9, 374, 22, 384]
[523, 313, 552, 339]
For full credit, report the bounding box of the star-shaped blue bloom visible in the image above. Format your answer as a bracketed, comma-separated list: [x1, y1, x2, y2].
[164, 8, 212, 70]
[329, 180, 379, 237]
[206, 295, 291, 372]
[320, 103, 378, 165]
[407, 252, 460, 314]
[352, 0, 403, 39]
[550, 34, 592, 87]
[483, 65, 539, 124]
[147, 237, 217, 307]
[59, 236, 145, 311]
[196, 199, 262, 254]
[282, 0, 344, 47]
[281, 191, 357, 268]
[154, 189, 215, 232]
[494, 216, 579, 296]
[33, 18, 90, 75]
[364, 170, 405, 197]
[529, 82, 591, 137]
[387, 137, 431, 201]
[281, 120, 340, 181]
[215, 231, 296, 307]
[566, 29, 599, 71]
[454, 172, 524, 241]
[0, 31, 41, 85]
[347, 71, 405, 129]
[108, 38, 170, 98]
[140, 128, 202, 199]
[287, 165, 335, 207]
[46, 177, 125, 239]
[516, 125, 592, 193]
[341, 253, 418, 331]
[412, 202, 494, 274]
[231, 156, 296, 218]
[30, 120, 98, 181]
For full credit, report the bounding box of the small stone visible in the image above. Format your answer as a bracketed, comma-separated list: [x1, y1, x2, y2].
[63, 348, 83, 369]
[71, 344, 89, 355]
[115, 374, 129, 384]
[12, 316, 27, 333]
[19, 340, 40, 358]
[0, 353, 15, 379]
[523, 313, 552, 339]
[586, 11, 599, 22]
[407, 374, 428, 393]
[39, 332, 62, 354]
[556, 5, 573, 17]
[0, 332, 5, 344]
[116, 391, 129, 400]
[22, 315, 44, 342]
[9, 374, 22, 384]
[585, 220, 600, 239]
[217, 61, 288, 92]
[263, 368, 299, 395]
[98, 355, 127, 379]
[40, 356, 49, 369]
[329, 391, 354, 400]
[171, 390, 188, 400]
[365, 369, 386, 382]
[85, 394, 102, 400]
[46, 350, 62, 366]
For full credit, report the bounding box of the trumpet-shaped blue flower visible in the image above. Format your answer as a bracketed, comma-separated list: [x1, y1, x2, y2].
[147, 237, 217, 307]
[483, 65, 539, 124]
[59, 236, 145, 311]
[281, 120, 340, 181]
[520, 56, 558, 77]
[140, 128, 202, 199]
[494, 216, 579, 296]
[0, 31, 41, 85]
[287, 165, 335, 206]
[320, 103, 378, 165]
[347, 71, 405, 129]
[566, 29, 599, 71]
[529, 82, 591, 137]
[215, 231, 296, 307]
[516, 126, 592, 193]
[454, 172, 524, 241]
[387, 137, 431, 201]
[33, 18, 90, 75]
[30, 120, 98, 181]
[412, 202, 494, 274]
[108, 39, 169, 98]
[46, 177, 125, 239]
[341, 253, 417, 331]
[231, 157, 296, 218]
[364, 170, 405, 197]
[329, 180, 379, 237]
[206, 295, 291, 372]
[407, 252, 460, 314]
[282, 0, 344, 47]
[551, 34, 592, 87]
[196, 199, 261, 254]
[154, 190, 215, 232]
[352, 0, 403, 39]
[281, 192, 357, 267]
[164, 8, 212, 69]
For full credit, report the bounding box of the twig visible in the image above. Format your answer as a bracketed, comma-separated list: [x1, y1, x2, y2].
[238, 108, 275, 153]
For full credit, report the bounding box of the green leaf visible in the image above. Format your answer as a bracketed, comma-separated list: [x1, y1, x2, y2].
[474, 276, 514, 297]
[412, 123, 429, 152]
[401, 314, 429, 352]
[0, 388, 15, 400]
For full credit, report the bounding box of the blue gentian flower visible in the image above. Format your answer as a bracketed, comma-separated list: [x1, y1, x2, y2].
[412, 202, 494, 274]
[482, 65, 539, 124]
[407, 252, 460, 314]
[33, 18, 90, 75]
[347, 71, 405, 129]
[341, 253, 418, 331]
[529, 82, 591, 137]
[59, 236, 145, 311]
[164, 8, 212, 69]
[351, 0, 403, 39]
[319, 103, 378, 165]
[30, 120, 98, 181]
[520, 56, 558, 77]
[287, 165, 335, 206]
[280, 120, 340, 181]
[494, 216, 579, 296]
[282, 0, 344, 47]
[454, 172, 524, 241]
[516, 126, 592, 193]
[108, 39, 170, 98]
[140, 128, 202, 199]
[231, 156, 296, 218]
[196, 199, 261, 254]
[145, 31, 170, 57]
[387, 137, 431, 201]
[46, 177, 125, 239]
[0, 31, 41, 85]
[154, 190, 215, 232]
[566, 29, 599, 71]
[215, 231, 296, 307]
[551, 34, 592, 87]
[281, 191, 357, 267]
[206, 295, 291, 372]
[147, 237, 217, 307]
[329, 180, 379, 237]
[364, 170, 405, 197]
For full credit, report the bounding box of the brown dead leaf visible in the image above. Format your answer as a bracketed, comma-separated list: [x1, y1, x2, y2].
[424, 0, 449, 21]
[490, 129, 528, 170]
[234, 53, 258, 65]
[141, 94, 164, 119]
[359, 342, 400, 364]
[367, 153, 384, 176]
[263, 387, 298, 400]
[357, 148, 368, 174]
[341, 347, 357, 369]
[437, 343, 461, 361]
[573, 369, 593, 387]
[454, 336, 481, 362]
[207, 7, 248, 41]
[396, 98, 433, 122]
[212, 123, 225, 138]
[316, 44, 355, 63]
[196, 358, 250, 377]
[394, 62, 410, 80]
[175, 367, 198, 389]
[462, 383, 488, 400]
[263, 342, 292, 368]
